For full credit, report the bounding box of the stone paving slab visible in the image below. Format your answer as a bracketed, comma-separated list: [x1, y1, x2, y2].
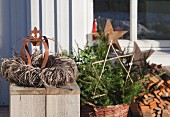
[0, 106, 9, 117]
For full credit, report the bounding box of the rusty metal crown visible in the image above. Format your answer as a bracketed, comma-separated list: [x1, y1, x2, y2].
[20, 27, 49, 69]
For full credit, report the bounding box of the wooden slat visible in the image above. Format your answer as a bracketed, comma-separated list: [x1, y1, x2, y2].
[140, 105, 152, 117]
[42, 0, 55, 53]
[164, 100, 170, 105]
[10, 95, 45, 117]
[47, 94, 80, 117]
[150, 76, 160, 83]
[10, 82, 80, 95]
[154, 98, 160, 104]
[149, 101, 157, 109]
[57, 0, 70, 52]
[148, 93, 155, 98]
[162, 92, 170, 97]
[30, 0, 40, 51]
[162, 109, 170, 117]
[72, 0, 90, 51]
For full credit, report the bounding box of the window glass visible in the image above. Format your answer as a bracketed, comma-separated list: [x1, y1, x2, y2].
[94, 0, 130, 39]
[138, 0, 170, 40]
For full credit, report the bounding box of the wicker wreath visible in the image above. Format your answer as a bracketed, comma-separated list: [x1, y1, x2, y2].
[0, 51, 78, 87]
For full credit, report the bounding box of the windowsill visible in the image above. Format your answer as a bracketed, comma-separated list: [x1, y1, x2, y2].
[147, 50, 170, 66]
[119, 40, 170, 66]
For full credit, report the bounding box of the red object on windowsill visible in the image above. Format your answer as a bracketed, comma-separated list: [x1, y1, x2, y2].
[92, 19, 98, 40]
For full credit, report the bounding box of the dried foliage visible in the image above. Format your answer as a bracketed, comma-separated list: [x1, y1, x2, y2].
[0, 51, 78, 88]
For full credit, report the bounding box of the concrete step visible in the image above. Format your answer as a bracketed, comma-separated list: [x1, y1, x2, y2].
[0, 106, 9, 117]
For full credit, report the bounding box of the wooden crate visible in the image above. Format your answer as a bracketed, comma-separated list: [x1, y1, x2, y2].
[10, 82, 80, 117]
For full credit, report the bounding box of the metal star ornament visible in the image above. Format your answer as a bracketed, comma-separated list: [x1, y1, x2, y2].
[133, 42, 154, 65]
[104, 19, 127, 52]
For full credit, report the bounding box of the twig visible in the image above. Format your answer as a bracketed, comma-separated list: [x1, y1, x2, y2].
[93, 40, 112, 95]
[125, 54, 134, 84]
[92, 54, 133, 65]
[111, 45, 133, 82]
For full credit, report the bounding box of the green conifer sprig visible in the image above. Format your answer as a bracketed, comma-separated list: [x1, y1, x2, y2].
[72, 28, 148, 107]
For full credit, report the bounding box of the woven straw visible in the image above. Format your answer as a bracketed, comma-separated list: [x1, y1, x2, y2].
[81, 104, 129, 117]
[0, 51, 78, 88]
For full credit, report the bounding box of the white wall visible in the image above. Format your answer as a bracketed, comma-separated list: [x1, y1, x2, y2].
[29, 0, 92, 54]
[72, 0, 93, 51]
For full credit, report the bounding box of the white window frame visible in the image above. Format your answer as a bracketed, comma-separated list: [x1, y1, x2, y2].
[89, 0, 170, 51]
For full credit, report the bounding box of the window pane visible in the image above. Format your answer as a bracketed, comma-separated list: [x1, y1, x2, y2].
[94, 0, 130, 39]
[138, 0, 170, 40]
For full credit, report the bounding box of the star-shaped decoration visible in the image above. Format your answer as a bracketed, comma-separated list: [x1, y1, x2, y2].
[104, 19, 127, 52]
[133, 42, 154, 66]
[92, 41, 134, 95]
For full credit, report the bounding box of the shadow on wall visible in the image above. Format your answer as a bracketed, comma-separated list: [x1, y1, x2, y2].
[0, 0, 11, 106]
[0, 0, 31, 57]
[0, 0, 11, 58]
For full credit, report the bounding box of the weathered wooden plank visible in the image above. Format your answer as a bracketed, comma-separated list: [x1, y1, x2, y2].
[10, 84, 46, 95]
[46, 82, 80, 95]
[10, 95, 45, 117]
[47, 94, 80, 117]
[10, 82, 80, 95]
[10, 81, 80, 117]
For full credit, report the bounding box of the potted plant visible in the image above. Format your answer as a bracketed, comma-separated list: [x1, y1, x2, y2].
[71, 25, 152, 116]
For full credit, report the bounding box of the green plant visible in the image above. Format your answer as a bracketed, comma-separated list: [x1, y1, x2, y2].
[71, 28, 148, 107]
